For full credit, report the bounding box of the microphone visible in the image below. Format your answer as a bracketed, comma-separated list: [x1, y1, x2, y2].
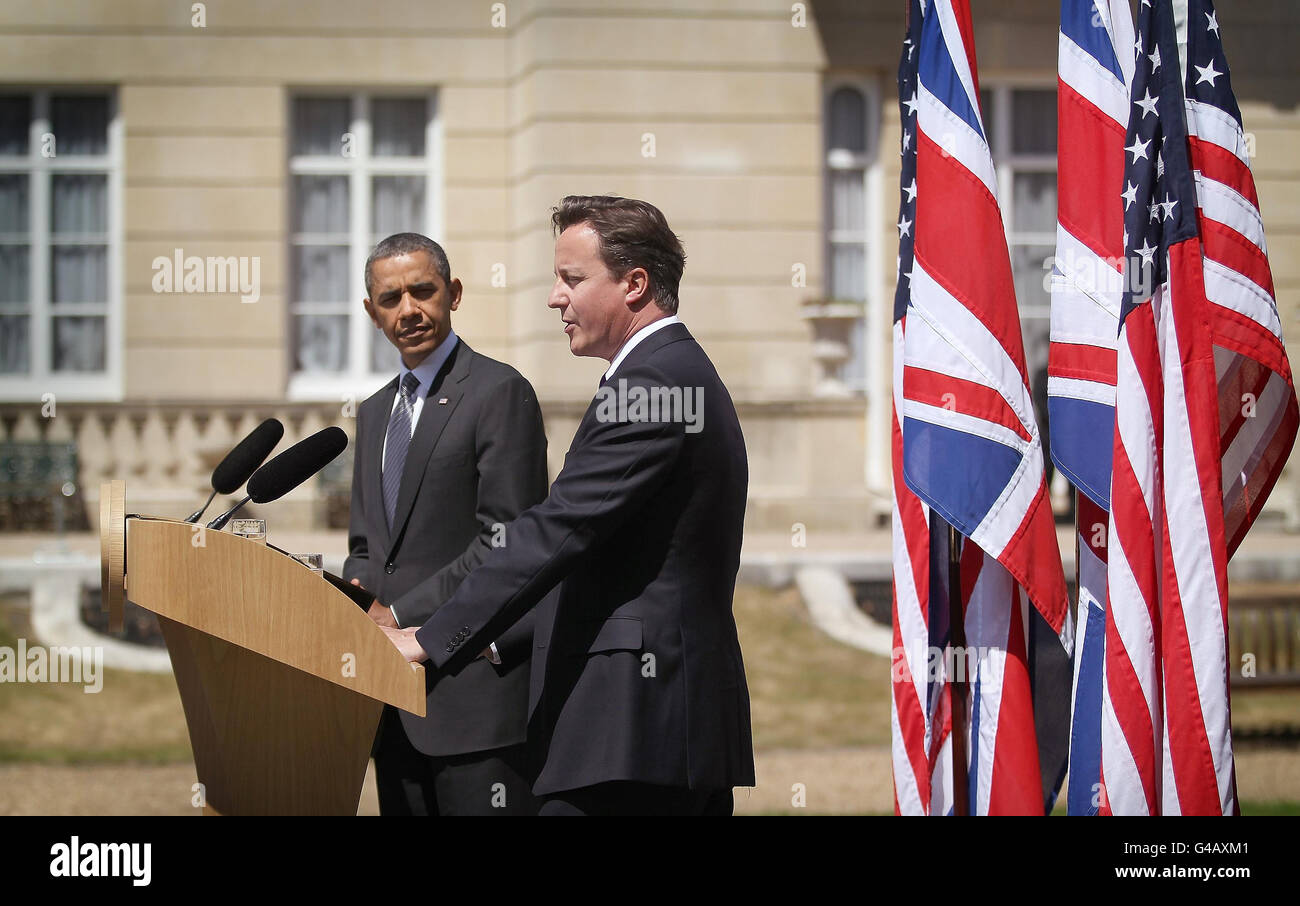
[208, 426, 349, 531]
[185, 418, 284, 523]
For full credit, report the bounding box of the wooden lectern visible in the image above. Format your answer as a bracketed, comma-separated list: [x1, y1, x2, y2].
[99, 481, 425, 815]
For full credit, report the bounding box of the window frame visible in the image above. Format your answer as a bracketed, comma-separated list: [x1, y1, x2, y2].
[822, 75, 883, 396]
[285, 89, 443, 402]
[0, 87, 123, 402]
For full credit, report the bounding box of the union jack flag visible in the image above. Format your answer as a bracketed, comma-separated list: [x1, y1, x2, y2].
[892, 0, 1070, 815]
[1101, 0, 1299, 815]
[1048, 0, 1134, 817]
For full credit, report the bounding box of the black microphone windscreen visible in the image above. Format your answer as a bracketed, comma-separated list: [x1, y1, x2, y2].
[211, 418, 285, 495]
[246, 426, 348, 504]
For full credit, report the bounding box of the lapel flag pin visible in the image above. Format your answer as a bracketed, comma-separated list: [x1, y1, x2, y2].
[438, 398, 449, 405]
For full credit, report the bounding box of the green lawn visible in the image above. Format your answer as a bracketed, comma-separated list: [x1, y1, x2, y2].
[0, 584, 1295, 771]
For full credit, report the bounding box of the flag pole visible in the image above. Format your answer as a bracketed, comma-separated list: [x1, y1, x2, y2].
[948, 521, 969, 815]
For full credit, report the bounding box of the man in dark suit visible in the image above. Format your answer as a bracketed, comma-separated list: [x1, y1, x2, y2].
[344, 232, 548, 816]
[382, 197, 755, 815]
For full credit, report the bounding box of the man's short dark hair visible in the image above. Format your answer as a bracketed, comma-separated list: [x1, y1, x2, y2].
[365, 232, 451, 298]
[550, 195, 686, 314]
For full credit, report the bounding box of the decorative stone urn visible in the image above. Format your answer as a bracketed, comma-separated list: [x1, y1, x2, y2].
[801, 298, 864, 398]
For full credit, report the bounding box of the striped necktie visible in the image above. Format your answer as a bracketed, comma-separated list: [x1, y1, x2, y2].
[382, 371, 420, 529]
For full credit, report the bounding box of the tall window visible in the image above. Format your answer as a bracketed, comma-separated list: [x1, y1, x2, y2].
[288, 93, 440, 397]
[981, 86, 1057, 385]
[824, 81, 879, 393]
[0, 91, 120, 399]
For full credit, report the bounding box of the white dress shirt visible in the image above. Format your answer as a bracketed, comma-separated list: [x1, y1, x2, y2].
[604, 315, 681, 380]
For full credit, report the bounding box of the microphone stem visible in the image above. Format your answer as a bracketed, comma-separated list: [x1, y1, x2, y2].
[185, 489, 218, 524]
[207, 495, 252, 531]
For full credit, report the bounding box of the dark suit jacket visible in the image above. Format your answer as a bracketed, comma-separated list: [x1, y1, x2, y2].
[416, 323, 755, 795]
[343, 339, 549, 757]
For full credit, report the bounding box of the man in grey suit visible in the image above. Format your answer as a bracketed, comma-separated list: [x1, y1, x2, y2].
[344, 232, 548, 815]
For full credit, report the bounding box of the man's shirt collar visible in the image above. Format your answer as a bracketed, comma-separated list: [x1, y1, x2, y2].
[398, 329, 459, 397]
[604, 315, 680, 380]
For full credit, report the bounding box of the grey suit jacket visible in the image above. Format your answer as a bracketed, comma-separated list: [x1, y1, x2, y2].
[343, 339, 549, 757]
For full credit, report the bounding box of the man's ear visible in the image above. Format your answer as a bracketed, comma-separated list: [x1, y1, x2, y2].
[448, 277, 463, 311]
[623, 267, 650, 309]
[362, 296, 381, 329]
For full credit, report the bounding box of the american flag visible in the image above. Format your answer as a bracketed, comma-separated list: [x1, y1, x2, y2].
[892, 0, 1070, 814]
[890, 0, 952, 816]
[1101, 0, 1299, 815]
[1048, 0, 1134, 816]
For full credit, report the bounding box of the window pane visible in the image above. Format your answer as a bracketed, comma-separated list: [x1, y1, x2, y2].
[829, 170, 865, 233]
[829, 243, 865, 302]
[1012, 244, 1055, 312]
[0, 95, 30, 155]
[1012, 89, 1056, 154]
[294, 315, 349, 372]
[827, 86, 866, 153]
[372, 175, 425, 236]
[370, 327, 400, 373]
[293, 175, 349, 235]
[1013, 243, 1053, 382]
[0, 245, 30, 305]
[0, 174, 28, 232]
[52, 174, 107, 234]
[292, 97, 350, 157]
[51, 245, 107, 305]
[0, 315, 28, 372]
[52, 315, 106, 371]
[51, 95, 109, 156]
[292, 245, 350, 303]
[1012, 172, 1057, 234]
[372, 98, 426, 157]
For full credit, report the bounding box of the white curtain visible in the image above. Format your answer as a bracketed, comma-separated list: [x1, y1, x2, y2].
[372, 98, 425, 157]
[371, 175, 424, 237]
[293, 174, 348, 234]
[292, 174, 350, 372]
[292, 97, 349, 157]
[0, 177, 29, 358]
[294, 315, 348, 373]
[51, 173, 106, 371]
[0, 176, 27, 371]
[52, 317, 104, 372]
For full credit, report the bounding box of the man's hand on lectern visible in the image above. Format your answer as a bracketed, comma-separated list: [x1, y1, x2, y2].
[381, 626, 429, 664]
[352, 578, 398, 629]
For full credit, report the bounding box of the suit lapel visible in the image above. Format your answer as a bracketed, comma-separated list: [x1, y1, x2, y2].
[365, 377, 399, 550]
[389, 341, 472, 543]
